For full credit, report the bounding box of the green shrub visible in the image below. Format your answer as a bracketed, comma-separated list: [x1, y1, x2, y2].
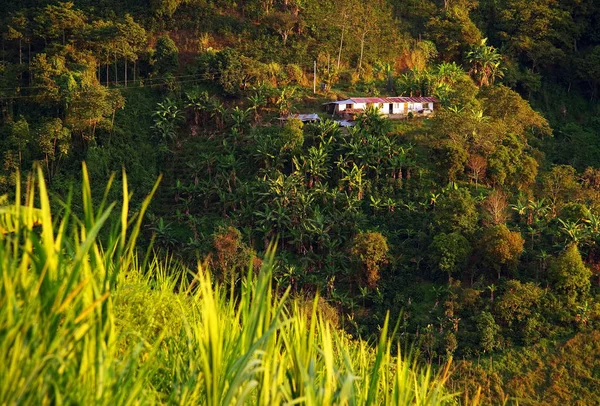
[152, 35, 179, 75]
[550, 244, 592, 304]
[429, 232, 472, 281]
[351, 231, 389, 288]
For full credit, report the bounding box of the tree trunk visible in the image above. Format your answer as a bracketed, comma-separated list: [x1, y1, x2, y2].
[125, 59, 128, 87]
[28, 42, 31, 85]
[114, 50, 118, 85]
[109, 109, 116, 146]
[358, 31, 368, 73]
[337, 25, 345, 71]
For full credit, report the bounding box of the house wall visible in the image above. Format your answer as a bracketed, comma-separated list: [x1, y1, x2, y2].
[333, 100, 434, 116]
[383, 103, 399, 114]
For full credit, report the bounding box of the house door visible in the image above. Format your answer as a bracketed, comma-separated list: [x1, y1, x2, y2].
[388, 104, 393, 114]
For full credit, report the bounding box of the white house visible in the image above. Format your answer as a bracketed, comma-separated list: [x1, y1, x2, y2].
[325, 96, 438, 119]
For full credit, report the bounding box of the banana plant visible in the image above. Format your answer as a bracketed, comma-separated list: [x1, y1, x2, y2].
[185, 90, 210, 126]
[230, 106, 250, 134]
[247, 92, 266, 124]
[210, 100, 227, 131]
[304, 145, 329, 188]
[558, 218, 587, 247]
[276, 86, 296, 117]
[340, 163, 366, 200]
[152, 98, 183, 143]
[312, 119, 341, 147]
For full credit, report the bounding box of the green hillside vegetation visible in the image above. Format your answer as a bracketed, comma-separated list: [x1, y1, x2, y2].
[1, 0, 600, 404]
[451, 330, 600, 404]
[0, 167, 461, 405]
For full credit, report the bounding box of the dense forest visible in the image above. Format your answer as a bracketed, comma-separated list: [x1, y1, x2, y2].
[1, 0, 600, 403]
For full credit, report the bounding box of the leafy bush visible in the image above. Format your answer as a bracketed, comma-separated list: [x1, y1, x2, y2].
[351, 232, 389, 288]
[550, 244, 592, 304]
[429, 232, 472, 281]
[152, 35, 179, 75]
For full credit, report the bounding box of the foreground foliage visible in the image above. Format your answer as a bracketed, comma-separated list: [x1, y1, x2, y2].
[0, 167, 465, 405]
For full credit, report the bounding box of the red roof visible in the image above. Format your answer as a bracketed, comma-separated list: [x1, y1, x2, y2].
[326, 96, 438, 105]
[383, 97, 438, 103]
[350, 97, 386, 104]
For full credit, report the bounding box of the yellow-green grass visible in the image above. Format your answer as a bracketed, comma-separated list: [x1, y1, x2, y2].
[0, 165, 474, 405]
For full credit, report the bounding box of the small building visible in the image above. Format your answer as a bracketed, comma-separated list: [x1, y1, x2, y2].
[324, 97, 438, 120]
[278, 113, 321, 124]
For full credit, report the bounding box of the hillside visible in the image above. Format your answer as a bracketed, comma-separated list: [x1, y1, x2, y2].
[1, 0, 600, 404]
[0, 168, 458, 404]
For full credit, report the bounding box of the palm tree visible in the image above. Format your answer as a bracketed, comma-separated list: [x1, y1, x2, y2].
[511, 199, 528, 217]
[528, 198, 549, 224]
[355, 105, 392, 138]
[313, 119, 341, 146]
[185, 90, 210, 126]
[210, 100, 227, 131]
[375, 62, 395, 92]
[276, 86, 296, 117]
[429, 192, 441, 208]
[583, 208, 600, 239]
[304, 145, 329, 188]
[470, 108, 489, 123]
[247, 92, 266, 124]
[487, 284, 497, 302]
[435, 62, 464, 85]
[431, 285, 447, 305]
[152, 98, 183, 143]
[558, 219, 587, 247]
[466, 38, 504, 87]
[340, 164, 366, 200]
[369, 195, 384, 213]
[230, 106, 250, 134]
[395, 68, 431, 96]
[253, 133, 278, 169]
[384, 197, 396, 213]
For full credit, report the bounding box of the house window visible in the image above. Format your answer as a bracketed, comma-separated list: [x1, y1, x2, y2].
[346, 104, 353, 109]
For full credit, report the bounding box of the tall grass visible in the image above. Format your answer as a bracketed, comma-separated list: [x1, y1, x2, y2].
[0, 166, 473, 405]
